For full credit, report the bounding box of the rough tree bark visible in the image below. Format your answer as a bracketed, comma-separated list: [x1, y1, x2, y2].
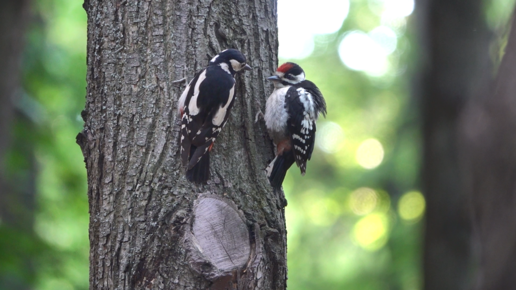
[78, 0, 286, 289]
[418, 0, 490, 289]
[459, 7, 516, 290]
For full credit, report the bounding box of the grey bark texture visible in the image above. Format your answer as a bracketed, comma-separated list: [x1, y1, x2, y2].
[459, 7, 516, 290]
[417, 0, 490, 289]
[78, 0, 286, 289]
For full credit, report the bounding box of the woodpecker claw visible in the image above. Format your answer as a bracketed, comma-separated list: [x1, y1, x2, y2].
[172, 77, 186, 84]
[255, 110, 264, 123]
[172, 64, 189, 85]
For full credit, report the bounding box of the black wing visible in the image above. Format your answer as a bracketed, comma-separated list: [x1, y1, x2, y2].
[297, 80, 326, 117]
[285, 86, 318, 175]
[180, 66, 236, 169]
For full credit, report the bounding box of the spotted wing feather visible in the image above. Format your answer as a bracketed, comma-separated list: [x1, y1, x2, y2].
[180, 66, 235, 170]
[285, 81, 326, 175]
[284, 88, 312, 174]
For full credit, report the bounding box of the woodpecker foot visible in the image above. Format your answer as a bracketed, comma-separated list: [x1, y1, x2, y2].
[254, 110, 264, 123]
[172, 64, 188, 86]
[171, 77, 186, 84]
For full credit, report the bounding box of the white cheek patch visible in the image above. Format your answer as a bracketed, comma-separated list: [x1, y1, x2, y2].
[230, 59, 242, 71]
[295, 72, 305, 82]
[282, 78, 297, 84]
[282, 72, 305, 84]
[212, 85, 235, 126]
[188, 70, 207, 116]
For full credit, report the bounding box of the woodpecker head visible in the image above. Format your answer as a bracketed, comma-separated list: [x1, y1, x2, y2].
[210, 49, 252, 74]
[268, 62, 306, 88]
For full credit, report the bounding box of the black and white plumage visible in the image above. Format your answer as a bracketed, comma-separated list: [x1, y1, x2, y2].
[178, 49, 251, 183]
[264, 62, 326, 189]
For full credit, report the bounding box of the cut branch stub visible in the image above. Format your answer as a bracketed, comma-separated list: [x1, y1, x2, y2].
[188, 194, 251, 281]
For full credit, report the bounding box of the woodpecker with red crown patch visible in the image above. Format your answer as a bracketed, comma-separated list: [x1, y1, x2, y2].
[178, 49, 251, 183]
[264, 62, 327, 189]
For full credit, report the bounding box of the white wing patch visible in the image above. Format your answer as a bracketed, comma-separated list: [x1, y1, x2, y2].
[187, 70, 207, 116]
[212, 85, 235, 126]
[297, 88, 316, 119]
[219, 63, 231, 74]
[178, 80, 192, 114]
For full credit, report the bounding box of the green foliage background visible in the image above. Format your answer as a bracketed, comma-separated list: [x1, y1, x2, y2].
[0, 0, 514, 289]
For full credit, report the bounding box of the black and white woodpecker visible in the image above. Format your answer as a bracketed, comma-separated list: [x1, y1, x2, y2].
[178, 49, 252, 183]
[264, 62, 327, 189]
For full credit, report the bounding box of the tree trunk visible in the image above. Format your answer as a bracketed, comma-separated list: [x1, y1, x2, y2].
[0, 1, 35, 289]
[78, 0, 285, 289]
[459, 7, 516, 290]
[0, 1, 32, 223]
[418, 0, 490, 289]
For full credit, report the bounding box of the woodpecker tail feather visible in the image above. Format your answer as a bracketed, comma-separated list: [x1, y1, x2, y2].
[186, 147, 210, 184]
[266, 150, 295, 190]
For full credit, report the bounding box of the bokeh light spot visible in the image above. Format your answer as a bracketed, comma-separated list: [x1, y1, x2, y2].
[278, 0, 349, 59]
[369, 0, 415, 18]
[317, 121, 345, 154]
[398, 191, 426, 222]
[384, 0, 415, 18]
[353, 213, 389, 251]
[369, 26, 398, 54]
[356, 138, 384, 169]
[309, 198, 341, 226]
[338, 31, 389, 76]
[350, 187, 378, 215]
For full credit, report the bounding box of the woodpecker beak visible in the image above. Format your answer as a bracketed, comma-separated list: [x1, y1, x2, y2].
[267, 75, 280, 81]
[243, 64, 252, 71]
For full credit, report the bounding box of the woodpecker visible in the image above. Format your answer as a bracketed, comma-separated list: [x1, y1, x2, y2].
[264, 62, 326, 189]
[178, 49, 252, 183]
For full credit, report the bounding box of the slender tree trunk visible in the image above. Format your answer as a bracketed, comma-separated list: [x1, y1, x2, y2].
[0, 1, 32, 222]
[78, 0, 285, 289]
[0, 1, 35, 289]
[417, 0, 490, 289]
[459, 8, 516, 290]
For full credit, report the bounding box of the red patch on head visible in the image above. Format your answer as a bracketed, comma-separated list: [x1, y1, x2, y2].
[277, 62, 294, 73]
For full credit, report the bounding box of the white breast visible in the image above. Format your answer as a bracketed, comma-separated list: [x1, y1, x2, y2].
[265, 87, 290, 138]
